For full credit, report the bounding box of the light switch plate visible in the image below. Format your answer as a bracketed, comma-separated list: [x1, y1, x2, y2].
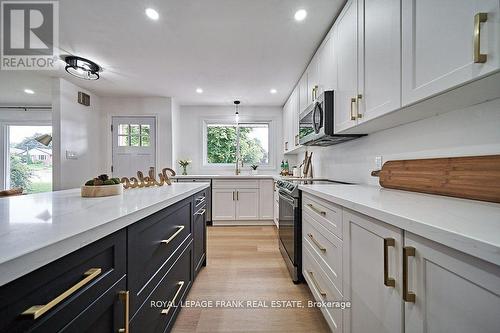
[66, 150, 78, 160]
[375, 156, 383, 170]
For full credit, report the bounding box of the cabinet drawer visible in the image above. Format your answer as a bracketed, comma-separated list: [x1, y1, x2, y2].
[303, 211, 343, 294]
[60, 276, 127, 333]
[212, 179, 259, 189]
[303, 194, 342, 239]
[130, 241, 193, 333]
[128, 197, 193, 315]
[303, 244, 343, 332]
[0, 230, 126, 333]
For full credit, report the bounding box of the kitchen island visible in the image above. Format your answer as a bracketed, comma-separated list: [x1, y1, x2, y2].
[0, 182, 209, 332]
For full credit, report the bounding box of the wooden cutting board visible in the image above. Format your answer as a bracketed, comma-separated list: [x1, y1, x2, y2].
[374, 155, 500, 203]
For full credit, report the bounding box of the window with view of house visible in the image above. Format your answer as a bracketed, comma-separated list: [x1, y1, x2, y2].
[205, 122, 270, 166]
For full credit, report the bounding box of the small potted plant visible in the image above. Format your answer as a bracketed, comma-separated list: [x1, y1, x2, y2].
[250, 164, 259, 175]
[178, 159, 191, 175]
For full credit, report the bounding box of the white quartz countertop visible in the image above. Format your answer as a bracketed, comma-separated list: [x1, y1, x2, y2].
[299, 184, 500, 266]
[172, 174, 278, 179]
[0, 182, 209, 286]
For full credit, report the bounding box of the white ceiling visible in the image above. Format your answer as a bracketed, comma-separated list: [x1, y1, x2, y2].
[0, 0, 345, 106]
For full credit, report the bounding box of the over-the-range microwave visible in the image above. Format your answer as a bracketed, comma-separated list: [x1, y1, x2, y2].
[298, 90, 365, 146]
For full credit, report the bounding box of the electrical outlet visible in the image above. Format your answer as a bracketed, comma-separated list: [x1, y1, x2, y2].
[66, 150, 78, 160]
[375, 156, 383, 170]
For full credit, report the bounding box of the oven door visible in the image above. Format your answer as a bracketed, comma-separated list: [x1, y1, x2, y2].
[278, 191, 298, 265]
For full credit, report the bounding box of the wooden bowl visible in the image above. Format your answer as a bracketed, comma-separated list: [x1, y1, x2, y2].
[81, 184, 123, 197]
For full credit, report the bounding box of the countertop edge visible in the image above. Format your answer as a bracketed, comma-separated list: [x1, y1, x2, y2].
[0, 183, 209, 286]
[299, 185, 500, 267]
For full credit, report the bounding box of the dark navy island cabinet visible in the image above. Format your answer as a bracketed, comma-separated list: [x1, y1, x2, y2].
[0, 189, 208, 333]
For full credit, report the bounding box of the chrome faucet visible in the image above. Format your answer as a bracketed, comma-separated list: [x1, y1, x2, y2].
[235, 157, 244, 175]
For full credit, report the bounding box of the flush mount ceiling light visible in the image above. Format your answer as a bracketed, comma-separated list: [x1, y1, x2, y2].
[196, 88, 203, 94]
[270, 89, 277, 94]
[64, 56, 101, 80]
[294, 9, 307, 21]
[145, 8, 159, 20]
[24, 89, 35, 94]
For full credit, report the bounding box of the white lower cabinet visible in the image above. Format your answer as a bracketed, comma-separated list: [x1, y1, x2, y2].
[343, 209, 403, 333]
[212, 179, 275, 224]
[212, 189, 236, 220]
[403, 231, 500, 333]
[235, 189, 259, 220]
[302, 193, 500, 333]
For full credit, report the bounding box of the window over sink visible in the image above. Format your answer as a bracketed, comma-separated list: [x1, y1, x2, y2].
[204, 122, 270, 167]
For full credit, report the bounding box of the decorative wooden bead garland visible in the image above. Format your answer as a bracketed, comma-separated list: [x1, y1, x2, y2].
[121, 167, 176, 189]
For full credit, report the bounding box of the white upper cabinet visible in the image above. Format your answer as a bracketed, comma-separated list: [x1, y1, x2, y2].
[334, 0, 359, 133]
[402, 0, 500, 106]
[307, 55, 320, 104]
[318, 33, 337, 94]
[404, 232, 500, 333]
[358, 0, 401, 123]
[299, 72, 309, 112]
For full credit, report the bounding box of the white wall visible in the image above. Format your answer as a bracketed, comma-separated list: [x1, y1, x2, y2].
[173, 105, 284, 175]
[299, 98, 500, 185]
[0, 109, 52, 189]
[52, 78, 104, 190]
[100, 96, 173, 173]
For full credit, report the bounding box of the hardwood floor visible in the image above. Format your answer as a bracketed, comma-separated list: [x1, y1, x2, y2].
[172, 226, 330, 333]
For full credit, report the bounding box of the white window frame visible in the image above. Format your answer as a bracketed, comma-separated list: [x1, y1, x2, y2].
[202, 118, 276, 170]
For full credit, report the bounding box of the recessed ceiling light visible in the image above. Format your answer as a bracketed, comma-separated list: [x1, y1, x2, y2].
[294, 9, 307, 21]
[270, 89, 277, 94]
[196, 88, 203, 94]
[145, 8, 159, 20]
[24, 89, 35, 94]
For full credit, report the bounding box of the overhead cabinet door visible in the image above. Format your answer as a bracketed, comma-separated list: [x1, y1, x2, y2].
[402, 0, 500, 106]
[334, 0, 359, 133]
[358, 0, 401, 122]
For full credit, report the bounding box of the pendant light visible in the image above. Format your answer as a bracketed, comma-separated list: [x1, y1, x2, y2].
[234, 100, 240, 125]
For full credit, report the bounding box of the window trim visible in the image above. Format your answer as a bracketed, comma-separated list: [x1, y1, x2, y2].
[202, 118, 276, 170]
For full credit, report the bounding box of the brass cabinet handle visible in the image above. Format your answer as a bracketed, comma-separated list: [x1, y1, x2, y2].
[195, 208, 206, 216]
[161, 281, 185, 315]
[383, 238, 396, 287]
[118, 291, 129, 333]
[474, 13, 488, 63]
[161, 226, 185, 244]
[295, 134, 299, 146]
[307, 233, 326, 252]
[403, 246, 416, 302]
[350, 97, 357, 120]
[285, 141, 288, 151]
[22, 268, 102, 319]
[356, 94, 363, 119]
[307, 271, 327, 297]
[233, 191, 235, 201]
[307, 203, 326, 216]
[236, 191, 239, 201]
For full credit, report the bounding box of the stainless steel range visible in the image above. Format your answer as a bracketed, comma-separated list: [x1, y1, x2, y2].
[277, 178, 348, 283]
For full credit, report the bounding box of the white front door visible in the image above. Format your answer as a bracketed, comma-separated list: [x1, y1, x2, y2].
[112, 116, 156, 178]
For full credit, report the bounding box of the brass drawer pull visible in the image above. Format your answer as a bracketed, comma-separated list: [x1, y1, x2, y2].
[307, 233, 326, 252]
[195, 208, 206, 216]
[22, 268, 102, 319]
[307, 203, 326, 216]
[118, 291, 129, 333]
[474, 13, 488, 63]
[350, 97, 357, 120]
[161, 281, 185, 315]
[403, 246, 416, 302]
[383, 238, 395, 287]
[161, 226, 185, 244]
[307, 271, 327, 297]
